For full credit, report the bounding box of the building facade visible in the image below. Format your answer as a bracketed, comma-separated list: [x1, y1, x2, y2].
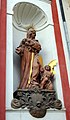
[0, 0, 70, 120]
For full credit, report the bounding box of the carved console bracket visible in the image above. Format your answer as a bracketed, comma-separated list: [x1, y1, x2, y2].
[11, 88, 62, 118]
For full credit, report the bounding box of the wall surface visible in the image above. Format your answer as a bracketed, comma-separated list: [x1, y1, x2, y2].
[62, 0, 70, 41]
[0, 0, 70, 120]
[6, 109, 66, 120]
[0, 0, 6, 120]
[6, 0, 66, 120]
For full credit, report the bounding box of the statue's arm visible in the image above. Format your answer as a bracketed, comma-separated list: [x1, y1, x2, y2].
[15, 39, 26, 55]
[31, 40, 41, 51]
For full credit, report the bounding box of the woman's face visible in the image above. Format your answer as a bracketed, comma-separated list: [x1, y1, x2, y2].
[27, 28, 36, 39]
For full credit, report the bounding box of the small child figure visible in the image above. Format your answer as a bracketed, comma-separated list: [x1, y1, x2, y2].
[40, 65, 54, 90]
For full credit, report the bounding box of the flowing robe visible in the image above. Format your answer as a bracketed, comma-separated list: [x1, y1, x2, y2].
[16, 38, 41, 89]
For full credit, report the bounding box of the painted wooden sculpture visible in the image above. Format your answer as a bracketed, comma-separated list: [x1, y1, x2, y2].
[11, 28, 62, 118]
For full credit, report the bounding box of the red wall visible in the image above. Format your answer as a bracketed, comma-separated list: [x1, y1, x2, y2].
[51, 1, 70, 120]
[0, 0, 6, 120]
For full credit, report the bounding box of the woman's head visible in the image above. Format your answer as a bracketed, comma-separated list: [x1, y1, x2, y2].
[27, 28, 36, 39]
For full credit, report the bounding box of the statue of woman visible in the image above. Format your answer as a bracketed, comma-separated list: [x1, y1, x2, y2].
[16, 28, 41, 89]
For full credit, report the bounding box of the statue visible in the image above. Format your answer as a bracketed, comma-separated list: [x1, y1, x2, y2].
[16, 28, 41, 89]
[40, 65, 54, 90]
[15, 28, 54, 90]
[11, 28, 62, 118]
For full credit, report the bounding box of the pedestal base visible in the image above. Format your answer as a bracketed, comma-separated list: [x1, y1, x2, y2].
[11, 88, 62, 118]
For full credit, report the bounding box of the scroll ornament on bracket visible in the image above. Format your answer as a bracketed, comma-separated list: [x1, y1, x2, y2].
[11, 28, 62, 118]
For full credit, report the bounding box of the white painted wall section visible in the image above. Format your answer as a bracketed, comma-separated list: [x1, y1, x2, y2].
[6, 0, 66, 120]
[56, 0, 70, 87]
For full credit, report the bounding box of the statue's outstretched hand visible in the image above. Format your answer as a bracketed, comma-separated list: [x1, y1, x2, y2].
[15, 47, 21, 54]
